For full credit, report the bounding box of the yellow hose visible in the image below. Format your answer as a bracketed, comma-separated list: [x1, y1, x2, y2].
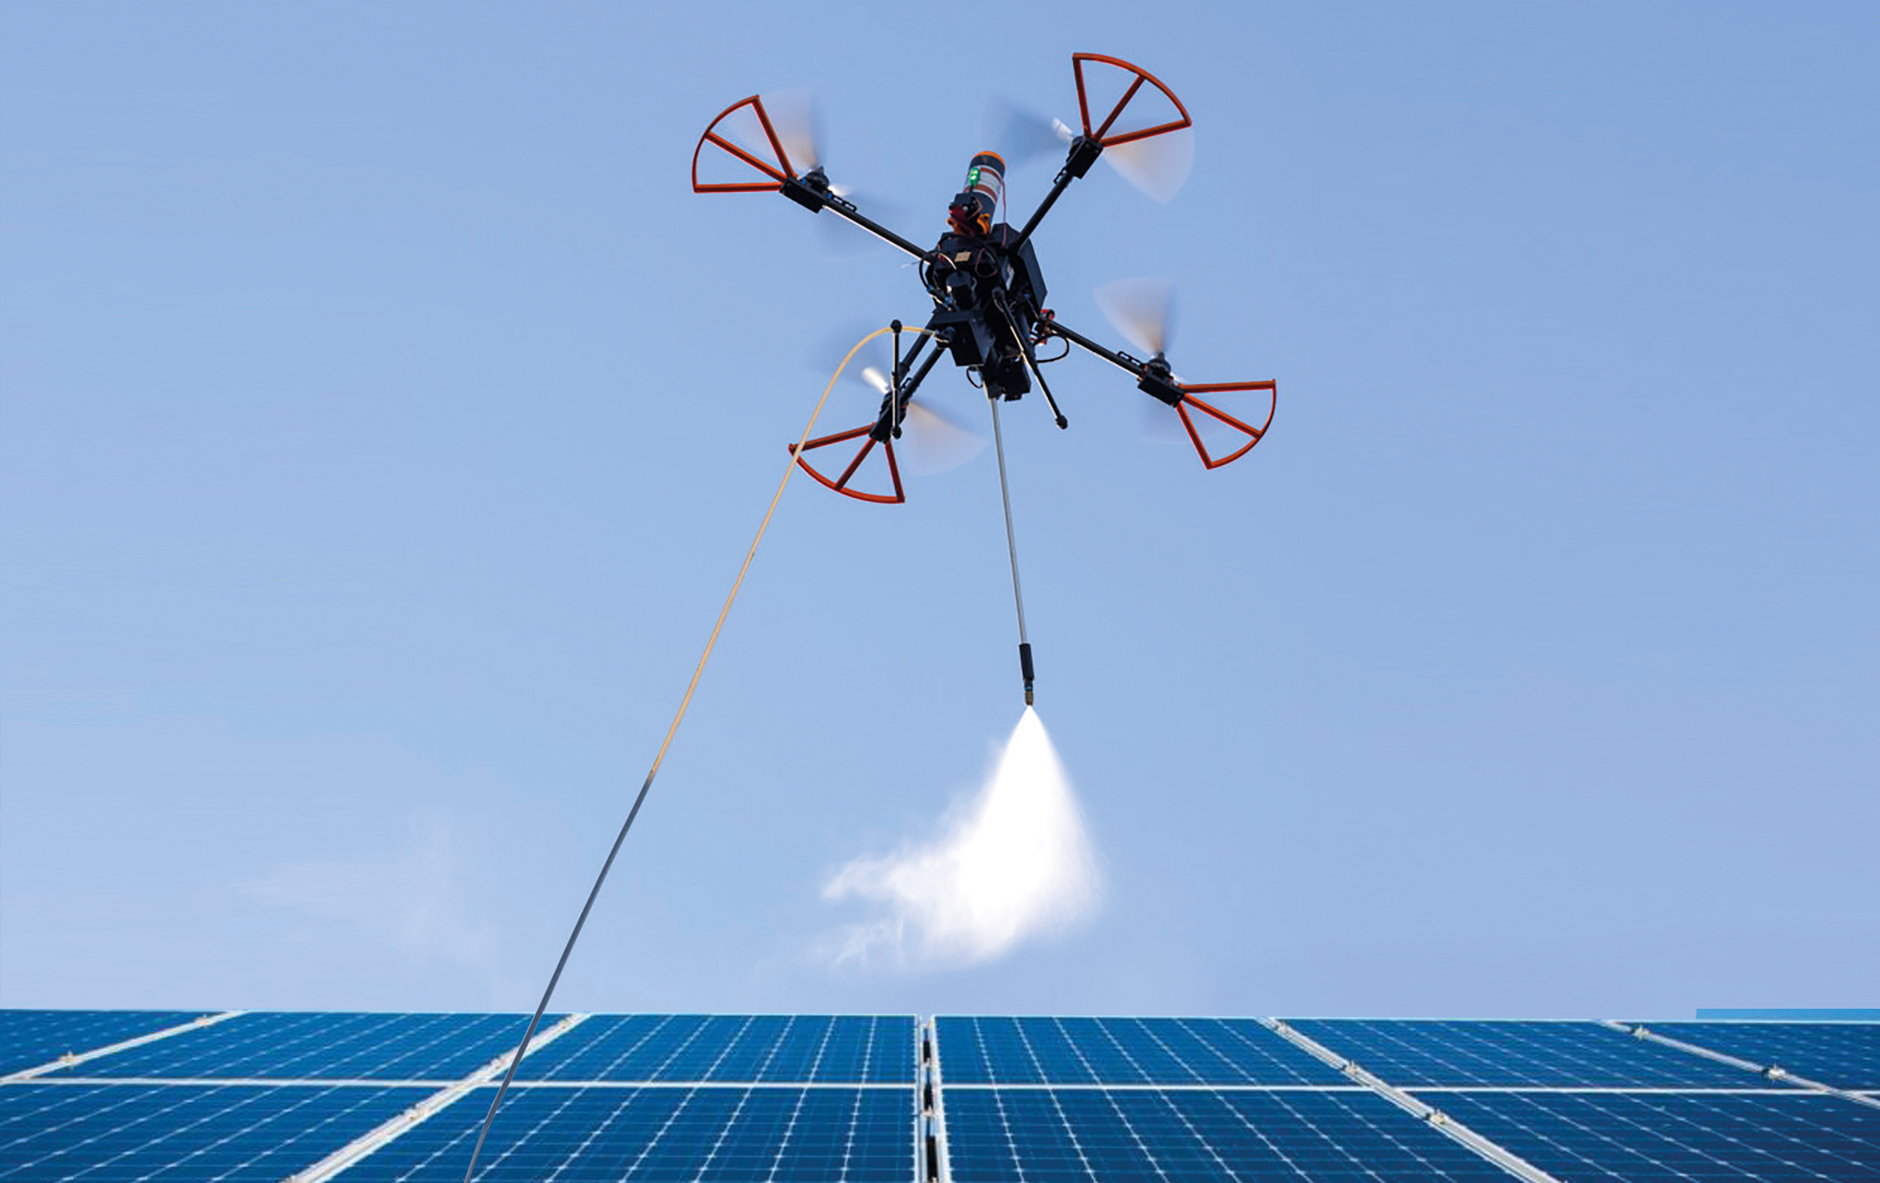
[461, 322, 931, 1183]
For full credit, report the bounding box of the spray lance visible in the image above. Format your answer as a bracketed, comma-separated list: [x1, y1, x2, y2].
[948, 150, 1039, 707]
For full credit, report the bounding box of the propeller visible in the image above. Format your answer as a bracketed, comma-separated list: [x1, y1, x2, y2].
[1095, 278, 1195, 443]
[1094, 277, 1176, 358]
[748, 91, 916, 256]
[985, 99, 1192, 202]
[814, 330, 988, 475]
[762, 89, 823, 176]
[1094, 279, 1268, 455]
[852, 344, 987, 475]
[1102, 128, 1194, 204]
[987, 98, 1076, 168]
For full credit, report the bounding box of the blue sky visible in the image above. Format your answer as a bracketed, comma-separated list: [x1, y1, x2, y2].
[3, 1, 1875, 1019]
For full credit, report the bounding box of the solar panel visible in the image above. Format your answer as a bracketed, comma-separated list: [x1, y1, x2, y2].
[934, 1017, 1346, 1085]
[1287, 1019, 1768, 1087]
[1422, 1089, 1880, 1181]
[1645, 1022, 1880, 1090]
[0, 1010, 204, 1076]
[338, 1085, 920, 1181]
[0, 1081, 423, 1181]
[45, 1012, 539, 1081]
[6, 1010, 1877, 1179]
[517, 1014, 917, 1083]
[940, 1086, 1513, 1181]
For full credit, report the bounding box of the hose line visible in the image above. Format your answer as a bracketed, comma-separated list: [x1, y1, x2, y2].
[461, 326, 921, 1182]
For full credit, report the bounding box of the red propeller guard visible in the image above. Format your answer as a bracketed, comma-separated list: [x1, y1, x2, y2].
[1072, 53, 1193, 148]
[1175, 381, 1277, 470]
[788, 424, 906, 504]
[692, 95, 797, 193]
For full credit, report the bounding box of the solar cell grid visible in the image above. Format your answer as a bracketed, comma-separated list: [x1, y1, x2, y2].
[1288, 1019, 1767, 1087]
[0, 1010, 203, 1076]
[48, 1012, 537, 1081]
[1422, 1089, 1880, 1181]
[0, 1081, 422, 1181]
[516, 1015, 915, 1083]
[1649, 1022, 1880, 1090]
[339, 1085, 919, 1181]
[933, 1016, 1345, 1085]
[941, 1087, 1513, 1181]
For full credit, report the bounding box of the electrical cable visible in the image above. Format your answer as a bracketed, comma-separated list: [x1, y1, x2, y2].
[460, 325, 924, 1183]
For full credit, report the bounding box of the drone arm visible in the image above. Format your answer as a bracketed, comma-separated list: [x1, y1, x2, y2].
[1008, 137, 1103, 255]
[1040, 315, 1145, 380]
[779, 174, 935, 263]
[821, 196, 934, 263]
[1042, 315, 1183, 406]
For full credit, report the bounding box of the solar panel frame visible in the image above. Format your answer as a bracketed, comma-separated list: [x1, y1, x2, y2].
[1416, 1088, 1880, 1181]
[1287, 1018, 1778, 1088]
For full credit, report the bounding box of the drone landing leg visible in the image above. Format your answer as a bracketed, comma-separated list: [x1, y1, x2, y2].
[1024, 351, 1069, 430]
[871, 337, 947, 441]
[991, 291, 1070, 430]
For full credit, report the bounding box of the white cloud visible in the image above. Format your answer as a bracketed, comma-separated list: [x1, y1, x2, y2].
[820, 709, 1102, 969]
[244, 818, 497, 970]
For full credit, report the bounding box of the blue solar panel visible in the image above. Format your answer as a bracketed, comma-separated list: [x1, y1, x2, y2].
[941, 1087, 1512, 1181]
[1422, 1090, 1880, 1181]
[518, 1014, 916, 1083]
[0, 1011, 203, 1076]
[339, 1085, 919, 1181]
[48, 1012, 539, 1081]
[6, 1011, 1876, 1180]
[0, 1081, 422, 1180]
[1288, 1019, 1768, 1087]
[934, 1017, 1346, 1085]
[1647, 1022, 1880, 1089]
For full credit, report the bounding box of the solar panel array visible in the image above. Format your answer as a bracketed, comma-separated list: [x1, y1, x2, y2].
[2, 1009, 1876, 1180]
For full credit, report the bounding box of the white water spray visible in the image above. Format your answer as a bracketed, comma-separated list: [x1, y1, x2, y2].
[820, 708, 1101, 968]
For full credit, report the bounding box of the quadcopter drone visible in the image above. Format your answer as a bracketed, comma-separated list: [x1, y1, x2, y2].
[693, 53, 1276, 705]
[692, 53, 1277, 507]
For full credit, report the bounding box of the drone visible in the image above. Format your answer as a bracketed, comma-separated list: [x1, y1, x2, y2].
[693, 53, 1276, 703]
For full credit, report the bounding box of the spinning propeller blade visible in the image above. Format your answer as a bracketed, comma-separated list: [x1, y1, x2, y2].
[986, 97, 1191, 201]
[986, 98, 1076, 167]
[903, 402, 988, 475]
[816, 332, 987, 477]
[1103, 127, 1194, 203]
[763, 89, 822, 175]
[1094, 277, 1176, 357]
